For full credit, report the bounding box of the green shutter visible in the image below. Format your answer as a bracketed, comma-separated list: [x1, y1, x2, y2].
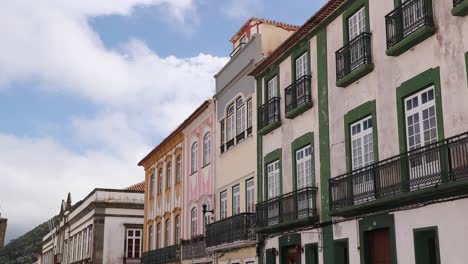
[305, 243, 319, 264]
[266, 248, 276, 264]
[334, 239, 349, 264]
[414, 227, 440, 264]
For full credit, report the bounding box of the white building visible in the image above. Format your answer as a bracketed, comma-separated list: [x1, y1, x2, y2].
[41, 183, 144, 264]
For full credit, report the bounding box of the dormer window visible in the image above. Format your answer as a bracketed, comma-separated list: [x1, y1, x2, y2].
[240, 35, 247, 46]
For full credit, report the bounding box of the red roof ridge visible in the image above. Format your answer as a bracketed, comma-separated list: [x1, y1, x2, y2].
[124, 181, 145, 192]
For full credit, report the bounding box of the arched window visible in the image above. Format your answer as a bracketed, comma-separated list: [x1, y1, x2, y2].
[166, 162, 172, 189]
[191, 207, 197, 237]
[176, 156, 181, 183]
[165, 219, 171, 246]
[236, 97, 245, 135]
[150, 174, 155, 198]
[158, 169, 163, 194]
[175, 215, 181, 244]
[156, 223, 161, 249]
[191, 142, 198, 174]
[203, 133, 211, 166]
[227, 104, 235, 141]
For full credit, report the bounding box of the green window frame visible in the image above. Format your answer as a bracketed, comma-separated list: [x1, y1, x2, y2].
[344, 100, 379, 173]
[452, 0, 468, 16]
[413, 226, 440, 264]
[264, 67, 280, 103]
[334, 238, 349, 264]
[359, 214, 398, 264]
[263, 148, 283, 201]
[291, 132, 315, 191]
[291, 41, 311, 81]
[396, 67, 444, 153]
[342, 0, 370, 44]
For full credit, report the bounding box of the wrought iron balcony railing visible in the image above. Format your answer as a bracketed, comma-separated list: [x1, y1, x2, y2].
[220, 143, 225, 154]
[124, 258, 142, 264]
[329, 132, 468, 212]
[335, 33, 372, 81]
[230, 41, 247, 57]
[247, 126, 253, 136]
[258, 97, 281, 131]
[206, 213, 256, 248]
[285, 75, 312, 114]
[226, 138, 235, 150]
[385, 0, 434, 49]
[142, 245, 180, 264]
[256, 187, 319, 231]
[236, 131, 245, 143]
[454, 0, 464, 7]
[181, 236, 207, 260]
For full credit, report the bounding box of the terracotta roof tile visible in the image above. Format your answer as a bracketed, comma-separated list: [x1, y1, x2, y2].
[230, 17, 300, 42]
[249, 0, 346, 77]
[124, 181, 145, 192]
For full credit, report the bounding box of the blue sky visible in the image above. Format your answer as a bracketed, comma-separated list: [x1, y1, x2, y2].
[0, 0, 326, 242]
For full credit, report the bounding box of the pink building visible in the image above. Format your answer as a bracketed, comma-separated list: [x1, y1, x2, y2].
[181, 99, 214, 264]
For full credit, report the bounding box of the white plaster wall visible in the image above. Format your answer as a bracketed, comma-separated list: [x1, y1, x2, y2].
[102, 215, 143, 264]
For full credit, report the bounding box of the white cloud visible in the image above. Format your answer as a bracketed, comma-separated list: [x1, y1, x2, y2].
[222, 0, 261, 20]
[0, 0, 228, 242]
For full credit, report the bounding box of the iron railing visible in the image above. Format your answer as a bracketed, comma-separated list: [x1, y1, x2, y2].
[335, 33, 372, 81]
[247, 126, 253, 136]
[454, 0, 464, 7]
[329, 132, 468, 211]
[142, 245, 180, 264]
[226, 138, 235, 150]
[206, 213, 256, 248]
[258, 97, 281, 131]
[181, 236, 207, 260]
[124, 258, 142, 264]
[285, 75, 312, 114]
[385, 0, 434, 49]
[256, 187, 319, 229]
[230, 42, 247, 57]
[236, 131, 245, 143]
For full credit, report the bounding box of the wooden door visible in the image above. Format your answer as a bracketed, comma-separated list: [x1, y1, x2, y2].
[367, 228, 392, 264]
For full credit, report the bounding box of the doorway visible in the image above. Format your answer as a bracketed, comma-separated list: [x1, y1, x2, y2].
[366, 228, 392, 264]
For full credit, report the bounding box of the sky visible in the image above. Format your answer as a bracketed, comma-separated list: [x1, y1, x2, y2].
[0, 0, 327, 243]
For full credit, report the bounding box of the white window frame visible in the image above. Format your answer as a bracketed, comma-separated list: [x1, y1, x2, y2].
[295, 53, 308, 80]
[227, 104, 235, 141]
[247, 99, 253, 129]
[246, 178, 255, 213]
[165, 219, 171, 246]
[126, 228, 142, 259]
[351, 116, 374, 171]
[232, 185, 240, 215]
[296, 145, 313, 189]
[191, 142, 198, 174]
[203, 133, 211, 166]
[267, 76, 278, 100]
[237, 97, 245, 136]
[176, 156, 181, 183]
[191, 207, 198, 237]
[348, 7, 366, 41]
[220, 191, 228, 219]
[267, 160, 280, 199]
[158, 169, 163, 194]
[166, 162, 172, 189]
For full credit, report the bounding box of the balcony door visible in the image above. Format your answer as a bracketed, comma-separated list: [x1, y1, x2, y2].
[296, 145, 313, 218]
[295, 53, 308, 101]
[267, 160, 280, 226]
[350, 116, 375, 204]
[266, 76, 279, 124]
[366, 228, 392, 264]
[405, 86, 439, 189]
[348, 7, 366, 69]
[402, 0, 424, 37]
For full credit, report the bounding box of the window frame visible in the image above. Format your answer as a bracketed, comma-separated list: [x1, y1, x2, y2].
[236, 97, 245, 136]
[125, 228, 142, 259]
[267, 160, 280, 200]
[296, 145, 313, 190]
[158, 169, 163, 194]
[176, 155, 181, 183]
[150, 173, 155, 198]
[166, 162, 172, 189]
[220, 190, 228, 219]
[190, 207, 198, 237]
[246, 178, 255, 213]
[203, 132, 211, 166]
[247, 98, 253, 129]
[156, 223, 161, 249]
[232, 185, 240, 215]
[175, 215, 181, 244]
[227, 104, 235, 141]
[350, 116, 374, 170]
[165, 219, 171, 247]
[191, 142, 198, 174]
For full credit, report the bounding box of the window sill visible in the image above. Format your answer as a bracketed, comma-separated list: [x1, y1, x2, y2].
[386, 25, 436, 57]
[202, 163, 211, 169]
[336, 63, 374, 88]
[285, 101, 313, 119]
[452, 0, 468, 16]
[258, 120, 281, 136]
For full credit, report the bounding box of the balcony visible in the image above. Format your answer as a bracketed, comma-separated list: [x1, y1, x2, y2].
[256, 187, 319, 233]
[453, 0, 468, 16]
[258, 97, 281, 135]
[230, 41, 246, 57]
[236, 131, 245, 143]
[335, 33, 373, 88]
[142, 245, 180, 264]
[285, 75, 312, 118]
[124, 258, 142, 264]
[181, 236, 207, 260]
[206, 213, 256, 250]
[385, 0, 435, 56]
[329, 132, 468, 217]
[226, 138, 235, 150]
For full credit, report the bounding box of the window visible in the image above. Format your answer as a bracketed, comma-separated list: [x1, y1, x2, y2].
[220, 191, 228, 219]
[267, 76, 278, 100]
[167, 162, 172, 189]
[295, 53, 308, 80]
[247, 99, 253, 129]
[414, 227, 440, 264]
[203, 133, 211, 166]
[175, 215, 181, 244]
[240, 34, 247, 45]
[191, 142, 198, 174]
[220, 120, 225, 146]
[156, 223, 161, 249]
[204, 201, 212, 224]
[165, 219, 171, 246]
[150, 174, 155, 198]
[296, 145, 313, 189]
[348, 7, 366, 41]
[246, 178, 255, 213]
[83, 230, 87, 259]
[232, 185, 240, 215]
[87, 226, 92, 258]
[149, 225, 154, 250]
[126, 229, 142, 258]
[158, 169, 163, 194]
[191, 207, 198, 237]
[351, 116, 374, 170]
[267, 160, 280, 199]
[176, 156, 181, 183]
[236, 97, 245, 135]
[227, 104, 235, 141]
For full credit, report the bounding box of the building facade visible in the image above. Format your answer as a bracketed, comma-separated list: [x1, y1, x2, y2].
[250, 0, 468, 264]
[40, 186, 144, 264]
[0, 215, 7, 249]
[207, 18, 298, 264]
[181, 100, 214, 264]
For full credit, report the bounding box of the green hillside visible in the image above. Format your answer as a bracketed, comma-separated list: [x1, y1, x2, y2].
[0, 220, 51, 264]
